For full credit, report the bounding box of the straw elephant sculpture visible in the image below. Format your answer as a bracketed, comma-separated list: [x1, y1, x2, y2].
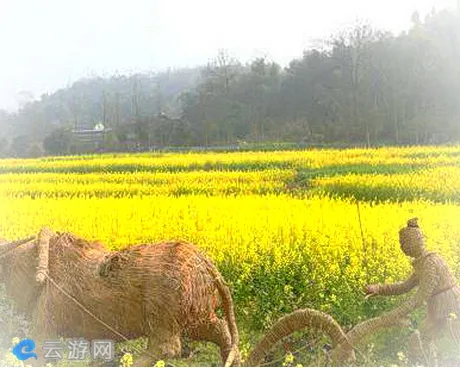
[0, 228, 239, 366]
[0, 228, 409, 367]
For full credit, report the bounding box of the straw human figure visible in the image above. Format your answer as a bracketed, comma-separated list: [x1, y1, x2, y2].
[365, 218, 460, 365]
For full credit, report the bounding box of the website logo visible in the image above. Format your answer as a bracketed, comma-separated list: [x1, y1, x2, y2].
[12, 339, 38, 361]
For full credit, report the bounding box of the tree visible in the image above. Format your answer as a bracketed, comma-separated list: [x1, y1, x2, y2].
[43, 127, 73, 156]
[0, 137, 9, 157]
[3, 9, 460, 149]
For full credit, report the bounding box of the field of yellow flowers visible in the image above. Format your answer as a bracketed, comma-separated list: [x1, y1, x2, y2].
[1, 145, 460, 366]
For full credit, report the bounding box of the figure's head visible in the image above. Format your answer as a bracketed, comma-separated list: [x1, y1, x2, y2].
[399, 218, 425, 258]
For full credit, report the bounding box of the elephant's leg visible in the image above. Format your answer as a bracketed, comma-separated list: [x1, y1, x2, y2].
[134, 319, 182, 366]
[30, 293, 56, 367]
[187, 317, 239, 366]
[147, 324, 182, 358]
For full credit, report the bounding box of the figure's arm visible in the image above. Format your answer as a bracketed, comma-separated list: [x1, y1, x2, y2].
[377, 258, 439, 318]
[367, 273, 418, 296]
[347, 259, 439, 350]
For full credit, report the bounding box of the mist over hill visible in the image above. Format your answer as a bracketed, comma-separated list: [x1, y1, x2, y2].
[0, 9, 459, 157]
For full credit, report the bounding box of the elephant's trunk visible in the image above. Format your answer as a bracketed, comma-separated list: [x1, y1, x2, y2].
[245, 308, 354, 367]
[204, 257, 240, 367]
[0, 236, 36, 259]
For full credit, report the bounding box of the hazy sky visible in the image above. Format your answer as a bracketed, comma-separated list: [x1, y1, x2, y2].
[0, 0, 457, 112]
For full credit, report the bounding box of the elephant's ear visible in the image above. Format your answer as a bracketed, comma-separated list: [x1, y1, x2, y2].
[98, 252, 129, 278]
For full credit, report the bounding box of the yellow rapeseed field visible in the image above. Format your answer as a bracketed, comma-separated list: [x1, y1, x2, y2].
[1, 145, 460, 365]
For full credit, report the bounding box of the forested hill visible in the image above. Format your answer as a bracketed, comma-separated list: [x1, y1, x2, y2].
[0, 8, 459, 157]
[0, 67, 201, 151]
